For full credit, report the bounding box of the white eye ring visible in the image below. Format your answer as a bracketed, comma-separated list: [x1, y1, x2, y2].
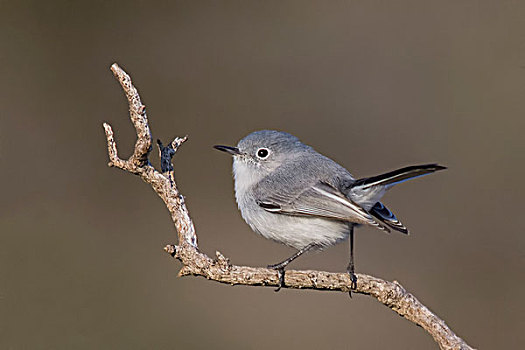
[256, 148, 271, 159]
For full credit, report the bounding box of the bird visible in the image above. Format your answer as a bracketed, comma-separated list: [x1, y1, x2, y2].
[214, 130, 446, 292]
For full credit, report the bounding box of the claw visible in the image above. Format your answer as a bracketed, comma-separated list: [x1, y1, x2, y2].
[268, 265, 285, 292]
[350, 272, 357, 290]
[275, 268, 285, 292]
[266, 243, 317, 292]
[347, 272, 357, 297]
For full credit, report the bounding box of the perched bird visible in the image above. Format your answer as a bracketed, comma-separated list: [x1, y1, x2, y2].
[214, 130, 445, 292]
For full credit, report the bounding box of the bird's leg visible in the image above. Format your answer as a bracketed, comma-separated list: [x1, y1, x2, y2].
[347, 226, 357, 296]
[267, 243, 317, 292]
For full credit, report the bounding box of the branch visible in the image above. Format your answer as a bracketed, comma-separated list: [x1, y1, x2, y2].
[103, 63, 475, 350]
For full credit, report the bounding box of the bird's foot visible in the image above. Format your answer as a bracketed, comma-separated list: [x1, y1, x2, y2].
[267, 263, 286, 292]
[346, 270, 357, 298]
[349, 272, 357, 290]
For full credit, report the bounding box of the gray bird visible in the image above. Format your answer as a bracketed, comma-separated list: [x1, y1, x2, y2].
[214, 130, 445, 292]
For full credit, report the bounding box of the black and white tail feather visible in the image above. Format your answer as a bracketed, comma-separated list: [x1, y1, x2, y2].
[352, 163, 446, 234]
[370, 202, 408, 234]
[352, 164, 446, 189]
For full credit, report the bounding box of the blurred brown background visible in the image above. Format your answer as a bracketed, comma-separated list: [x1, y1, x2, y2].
[1, 1, 524, 349]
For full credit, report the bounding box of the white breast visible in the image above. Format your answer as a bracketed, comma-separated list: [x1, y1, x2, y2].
[232, 158, 350, 250]
[233, 158, 263, 205]
[247, 210, 351, 249]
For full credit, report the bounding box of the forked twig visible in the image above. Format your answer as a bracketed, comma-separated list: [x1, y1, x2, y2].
[103, 63, 474, 350]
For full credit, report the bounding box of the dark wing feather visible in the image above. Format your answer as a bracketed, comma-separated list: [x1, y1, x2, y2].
[370, 202, 408, 234]
[257, 182, 389, 232]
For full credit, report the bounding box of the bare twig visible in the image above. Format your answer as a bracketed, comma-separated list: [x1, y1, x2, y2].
[103, 63, 475, 350]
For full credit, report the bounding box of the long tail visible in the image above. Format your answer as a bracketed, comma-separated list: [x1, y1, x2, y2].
[351, 163, 446, 189]
[351, 163, 446, 234]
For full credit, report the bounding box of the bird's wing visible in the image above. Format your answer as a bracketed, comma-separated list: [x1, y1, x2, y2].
[257, 182, 389, 231]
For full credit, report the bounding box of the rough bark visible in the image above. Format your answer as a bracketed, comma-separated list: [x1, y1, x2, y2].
[103, 63, 475, 350]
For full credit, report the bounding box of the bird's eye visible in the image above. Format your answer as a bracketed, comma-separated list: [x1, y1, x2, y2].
[256, 148, 270, 159]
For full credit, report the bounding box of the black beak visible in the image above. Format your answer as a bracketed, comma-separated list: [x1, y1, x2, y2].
[213, 145, 241, 155]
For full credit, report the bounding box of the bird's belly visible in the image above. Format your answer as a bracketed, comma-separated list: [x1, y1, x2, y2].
[241, 207, 350, 250]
